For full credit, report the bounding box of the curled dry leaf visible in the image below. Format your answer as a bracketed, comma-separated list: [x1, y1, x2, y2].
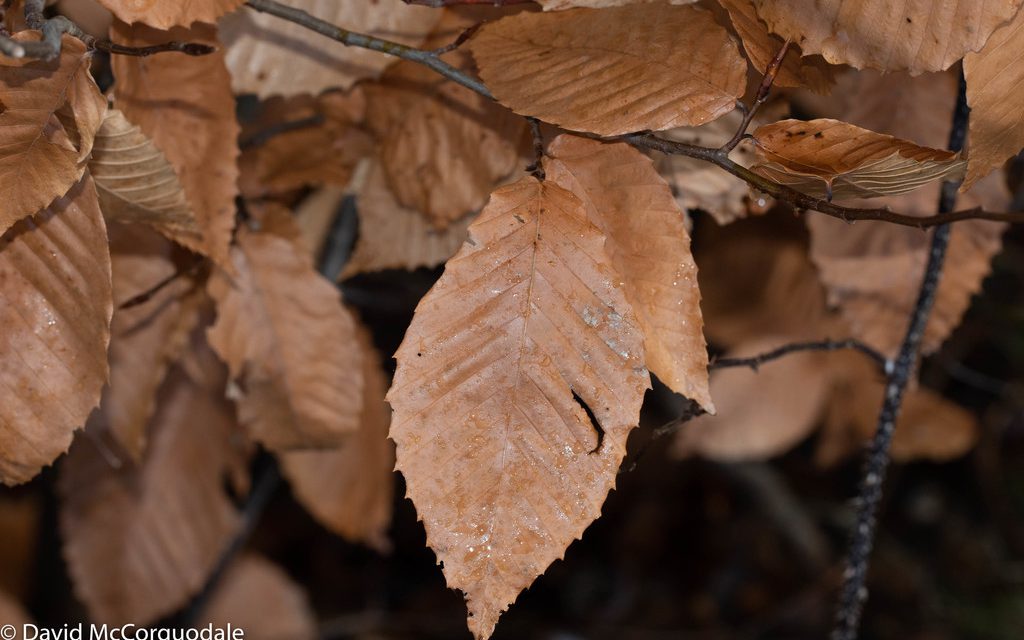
[964, 6, 1024, 190]
[280, 326, 395, 551]
[198, 556, 317, 640]
[0, 176, 111, 486]
[111, 21, 239, 268]
[343, 159, 471, 279]
[90, 109, 204, 253]
[468, 4, 747, 136]
[365, 9, 526, 227]
[95, 0, 244, 29]
[388, 177, 650, 639]
[750, 0, 1024, 73]
[718, 0, 835, 93]
[219, 0, 440, 97]
[543, 135, 712, 410]
[0, 33, 104, 234]
[751, 118, 966, 200]
[207, 226, 364, 451]
[59, 373, 245, 625]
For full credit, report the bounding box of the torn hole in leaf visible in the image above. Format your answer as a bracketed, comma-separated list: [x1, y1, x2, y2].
[571, 389, 604, 454]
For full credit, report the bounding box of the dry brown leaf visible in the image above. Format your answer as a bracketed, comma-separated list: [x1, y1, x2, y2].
[207, 226, 364, 450]
[674, 336, 831, 460]
[280, 326, 394, 551]
[468, 4, 747, 136]
[219, 0, 440, 97]
[0, 176, 111, 486]
[95, 0, 244, 30]
[365, 10, 526, 227]
[198, 556, 317, 640]
[90, 109, 204, 253]
[543, 135, 712, 409]
[98, 224, 202, 461]
[718, 0, 835, 93]
[388, 176, 650, 639]
[0, 33, 104, 234]
[750, 0, 1024, 73]
[342, 159, 472, 279]
[59, 373, 245, 624]
[751, 118, 966, 200]
[964, 6, 1024, 189]
[111, 21, 239, 267]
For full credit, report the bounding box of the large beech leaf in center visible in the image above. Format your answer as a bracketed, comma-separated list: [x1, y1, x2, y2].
[388, 177, 650, 639]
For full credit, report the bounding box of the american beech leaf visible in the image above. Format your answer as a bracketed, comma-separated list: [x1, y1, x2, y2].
[388, 176, 651, 639]
[111, 21, 239, 268]
[0, 33, 104, 234]
[59, 373, 245, 625]
[467, 4, 747, 136]
[751, 118, 967, 200]
[207, 226, 364, 451]
[543, 135, 713, 410]
[750, 0, 1024, 73]
[90, 109, 204, 254]
[219, 0, 440, 97]
[964, 6, 1024, 189]
[0, 175, 112, 486]
[94, 0, 245, 30]
[280, 326, 395, 551]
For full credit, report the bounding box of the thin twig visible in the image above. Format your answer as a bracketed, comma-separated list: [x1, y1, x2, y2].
[119, 257, 204, 310]
[711, 338, 888, 373]
[719, 39, 790, 154]
[831, 69, 971, 640]
[525, 117, 546, 180]
[94, 40, 215, 57]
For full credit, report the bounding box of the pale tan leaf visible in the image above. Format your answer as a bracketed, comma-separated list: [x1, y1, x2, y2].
[751, 118, 966, 200]
[0, 176, 111, 486]
[98, 224, 202, 461]
[673, 337, 830, 460]
[219, 0, 440, 97]
[90, 109, 204, 253]
[388, 177, 650, 639]
[198, 556, 316, 640]
[342, 159, 471, 279]
[543, 135, 712, 410]
[207, 226, 364, 450]
[280, 326, 394, 551]
[750, 0, 1024, 73]
[964, 6, 1024, 189]
[365, 10, 526, 227]
[95, 0, 244, 30]
[0, 33, 104, 233]
[111, 21, 239, 267]
[718, 0, 835, 93]
[468, 4, 747, 136]
[59, 373, 244, 624]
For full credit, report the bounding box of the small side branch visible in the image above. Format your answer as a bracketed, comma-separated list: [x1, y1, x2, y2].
[719, 39, 790, 154]
[711, 338, 887, 373]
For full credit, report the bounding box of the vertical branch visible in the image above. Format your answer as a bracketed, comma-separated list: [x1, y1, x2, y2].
[831, 70, 970, 640]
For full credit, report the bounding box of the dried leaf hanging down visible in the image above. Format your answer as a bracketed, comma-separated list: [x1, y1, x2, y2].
[219, 0, 440, 97]
[717, 0, 835, 93]
[95, 0, 244, 30]
[468, 4, 747, 136]
[207, 225, 364, 451]
[90, 109, 204, 254]
[280, 326, 394, 551]
[98, 224, 203, 461]
[198, 556, 317, 640]
[342, 160, 472, 279]
[750, 0, 1024, 73]
[365, 9, 526, 228]
[751, 119, 967, 200]
[0, 176, 111, 486]
[111, 21, 239, 268]
[388, 177, 650, 639]
[0, 33, 105, 235]
[59, 373, 245, 625]
[543, 135, 712, 410]
[964, 6, 1024, 190]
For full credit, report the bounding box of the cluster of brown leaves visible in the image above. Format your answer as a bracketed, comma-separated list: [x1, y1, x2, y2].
[1, 0, 1022, 638]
